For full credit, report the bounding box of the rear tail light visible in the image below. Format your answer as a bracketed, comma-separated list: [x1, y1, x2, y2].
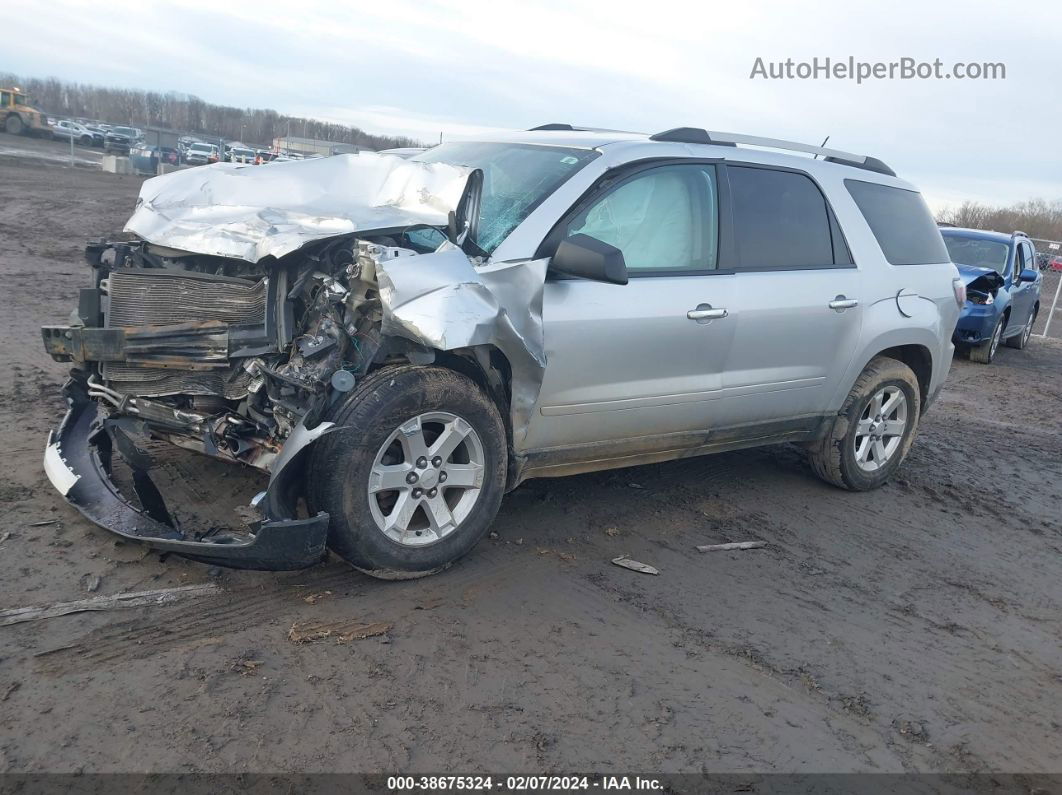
[952, 278, 966, 308]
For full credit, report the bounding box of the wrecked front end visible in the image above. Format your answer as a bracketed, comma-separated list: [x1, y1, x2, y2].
[40, 153, 544, 570]
[953, 266, 1006, 346]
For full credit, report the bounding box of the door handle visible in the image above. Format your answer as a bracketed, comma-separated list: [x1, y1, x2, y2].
[687, 306, 728, 321]
[828, 297, 859, 311]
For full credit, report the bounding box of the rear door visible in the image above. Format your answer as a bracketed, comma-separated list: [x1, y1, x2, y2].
[710, 165, 863, 427]
[525, 162, 736, 453]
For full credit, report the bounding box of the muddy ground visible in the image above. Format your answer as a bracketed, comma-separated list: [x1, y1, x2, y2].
[0, 136, 1060, 778]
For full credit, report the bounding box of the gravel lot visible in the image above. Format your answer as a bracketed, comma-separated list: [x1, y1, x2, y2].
[1, 138, 1060, 780]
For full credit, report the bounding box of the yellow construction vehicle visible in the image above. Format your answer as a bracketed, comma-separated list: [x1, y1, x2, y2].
[1, 87, 49, 136]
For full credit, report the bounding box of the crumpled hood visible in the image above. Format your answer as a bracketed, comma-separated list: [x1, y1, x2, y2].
[125, 152, 476, 263]
[955, 262, 1005, 289]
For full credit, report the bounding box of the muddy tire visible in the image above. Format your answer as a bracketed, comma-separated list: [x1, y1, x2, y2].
[807, 356, 921, 491]
[307, 365, 507, 579]
[1004, 308, 1035, 350]
[4, 114, 23, 136]
[970, 316, 1004, 363]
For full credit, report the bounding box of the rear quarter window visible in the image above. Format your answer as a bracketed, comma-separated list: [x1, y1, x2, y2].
[845, 179, 949, 265]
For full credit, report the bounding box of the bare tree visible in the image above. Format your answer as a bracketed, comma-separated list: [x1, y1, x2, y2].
[938, 199, 1062, 241]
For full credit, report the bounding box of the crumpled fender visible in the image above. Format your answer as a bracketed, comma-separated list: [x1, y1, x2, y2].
[375, 243, 549, 446]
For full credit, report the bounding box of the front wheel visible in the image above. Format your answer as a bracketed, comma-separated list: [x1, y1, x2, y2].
[970, 316, 1004, 363]
[5, 115, 24, 135]
[807, 356, 921, 491]
[308, 365, 507, 578]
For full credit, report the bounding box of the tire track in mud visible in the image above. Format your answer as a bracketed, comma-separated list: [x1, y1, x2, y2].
[30, 543, 532, 676]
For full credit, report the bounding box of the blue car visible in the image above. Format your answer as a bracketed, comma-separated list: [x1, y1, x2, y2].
[941, 228, 1042, 363]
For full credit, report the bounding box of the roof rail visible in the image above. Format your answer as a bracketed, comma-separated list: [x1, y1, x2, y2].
[648, 127, 895, 177]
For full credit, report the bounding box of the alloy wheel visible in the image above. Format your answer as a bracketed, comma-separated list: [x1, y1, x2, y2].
[367, 411, 486, 547]
[853, 386, 908, 473]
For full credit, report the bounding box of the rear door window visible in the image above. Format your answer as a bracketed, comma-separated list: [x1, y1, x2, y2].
[727, 167, 841, 270]
[845, 179, 949, 265]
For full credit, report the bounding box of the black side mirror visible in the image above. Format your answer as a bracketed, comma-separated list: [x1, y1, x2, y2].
[1018, 268, 1038, 283]
[550, 234, 628, 285]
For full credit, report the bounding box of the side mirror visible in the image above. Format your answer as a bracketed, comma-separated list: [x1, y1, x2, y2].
[550, 234, 628, 285]
[1018, 268, 1038, 283]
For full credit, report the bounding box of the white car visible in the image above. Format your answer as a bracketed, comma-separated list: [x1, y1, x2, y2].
[52, 120, 101, 147]
[183, 142, 218, 165]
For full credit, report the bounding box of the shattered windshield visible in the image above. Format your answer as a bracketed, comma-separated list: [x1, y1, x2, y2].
[413, 142, 599, 254]
[943, 235, 1010, 274]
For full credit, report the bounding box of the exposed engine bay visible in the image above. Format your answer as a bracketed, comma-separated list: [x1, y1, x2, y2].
[46, 235, 460, 472]
[40, 153, 548, 569]
[964, 270, 1005, 306]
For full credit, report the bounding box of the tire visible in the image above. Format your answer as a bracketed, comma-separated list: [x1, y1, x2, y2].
[79, 135, 91, 146]
[969, 316, 1004, 364]
[4, 114, 24, 135]
[807, 356, 921, 491]
[1004, 308, 1036, 349]
[308, 365, 507, 578]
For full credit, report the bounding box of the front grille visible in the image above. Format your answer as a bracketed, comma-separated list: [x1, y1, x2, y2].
[104, 269, 267, 398]
[107, 270, 266, 327]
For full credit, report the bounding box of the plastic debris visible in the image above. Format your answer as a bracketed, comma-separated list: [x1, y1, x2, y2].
[611, 556, 659, 575]
[695, 541, 767, 552]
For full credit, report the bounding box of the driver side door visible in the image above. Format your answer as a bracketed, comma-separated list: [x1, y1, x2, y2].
[523, 162, 736, 463]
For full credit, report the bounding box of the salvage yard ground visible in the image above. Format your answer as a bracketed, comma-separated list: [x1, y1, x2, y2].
[0, 148, 1060, 777]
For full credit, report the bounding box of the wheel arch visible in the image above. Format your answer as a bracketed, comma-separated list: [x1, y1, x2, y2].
[405, 346, 518, 488]
[874, 344, 933, 408]
[834, 331, 938, 413]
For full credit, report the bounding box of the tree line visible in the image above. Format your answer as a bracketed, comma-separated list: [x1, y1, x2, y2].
[1, 73, 420, 151]
[937, 199, 1062, 243]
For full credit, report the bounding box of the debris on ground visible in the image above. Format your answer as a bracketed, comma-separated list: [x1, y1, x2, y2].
[302, 591, 332, 605]
[85, 575, 101, 593]
[611, 556, 660, 575]
[605, 527, 620, 537]
[0, 583, 221, 626]
[1, 681, 20, 701]
[230, 656, 263, 676]
[628, 482, 646, 489]
[0, 531, 10, 544]
[27, 519, 59, 527]
[695, 541, 767, 552]
[287, 619, 392, 644]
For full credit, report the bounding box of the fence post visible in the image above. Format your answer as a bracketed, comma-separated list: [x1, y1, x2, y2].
[1040, 271, 1061, 338]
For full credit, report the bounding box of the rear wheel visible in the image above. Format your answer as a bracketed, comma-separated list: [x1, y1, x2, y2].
[308, 365, 507, 578]
[1004, 308, 1035, 349]
[4, 114, 24, 135]
[969, 316, 1004, 363]
[807, 356, 921, 491]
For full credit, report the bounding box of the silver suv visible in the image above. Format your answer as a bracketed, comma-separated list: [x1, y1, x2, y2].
[41, 125, 962, 577]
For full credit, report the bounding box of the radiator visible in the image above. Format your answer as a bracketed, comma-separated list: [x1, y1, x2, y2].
[107, 270, 266, 327]
[103, 269, 267, 398]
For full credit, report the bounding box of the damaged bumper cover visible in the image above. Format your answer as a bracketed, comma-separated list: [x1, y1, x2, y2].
[44, 378, 329, 570]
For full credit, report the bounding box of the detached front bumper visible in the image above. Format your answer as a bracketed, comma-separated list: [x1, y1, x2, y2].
[44, 379, 329, 570]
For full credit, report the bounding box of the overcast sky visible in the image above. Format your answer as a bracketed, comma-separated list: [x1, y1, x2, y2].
[7, 0, 1060, 210]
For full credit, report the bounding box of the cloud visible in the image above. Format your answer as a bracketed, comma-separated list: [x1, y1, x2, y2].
[4, 0, 1059, 207]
